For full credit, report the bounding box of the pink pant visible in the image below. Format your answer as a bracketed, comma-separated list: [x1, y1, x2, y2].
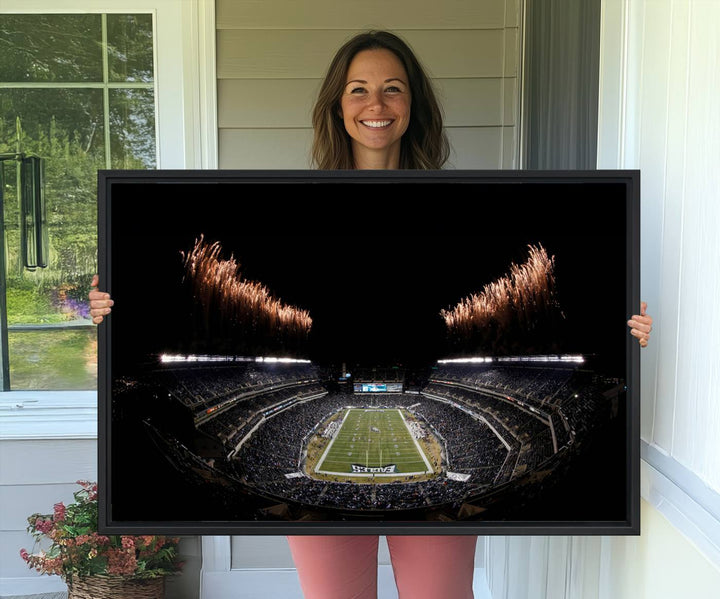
[287, 535, 477, 599]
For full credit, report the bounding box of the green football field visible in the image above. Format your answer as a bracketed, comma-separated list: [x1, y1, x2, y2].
[315, 408, 433, 477]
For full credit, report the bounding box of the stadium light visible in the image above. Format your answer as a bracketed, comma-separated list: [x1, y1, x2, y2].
[159, 354, 311, 364]
[255, 356, 311, 364]
[437, 357, 493, 364]
[496, 355, 585, 364]
[437, 355, 584, 365]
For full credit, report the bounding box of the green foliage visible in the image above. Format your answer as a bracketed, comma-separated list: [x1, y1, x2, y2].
[0, 15, 103, 83]
[5, 285, 64, 324]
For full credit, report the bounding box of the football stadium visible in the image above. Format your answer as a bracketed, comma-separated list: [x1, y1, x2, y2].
[112, 354, 625, 522]
[108, 233, 628, 524]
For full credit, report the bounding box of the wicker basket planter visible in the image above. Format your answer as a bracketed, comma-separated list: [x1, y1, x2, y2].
[67, 575, 165, 599]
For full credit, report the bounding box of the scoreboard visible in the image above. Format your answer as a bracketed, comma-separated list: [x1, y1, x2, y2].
[353, 382, 403, 393]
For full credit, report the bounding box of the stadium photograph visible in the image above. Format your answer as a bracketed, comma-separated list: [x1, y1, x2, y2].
[100, 174, 636, 532]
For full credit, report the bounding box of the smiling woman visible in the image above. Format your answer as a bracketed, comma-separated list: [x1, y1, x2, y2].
[311, 30, 449, 170]
[340, 49, 412, 169]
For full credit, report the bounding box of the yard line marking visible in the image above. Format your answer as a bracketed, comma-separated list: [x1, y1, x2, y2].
[314, 408, 350, 473]
[396, 409, 434, 473]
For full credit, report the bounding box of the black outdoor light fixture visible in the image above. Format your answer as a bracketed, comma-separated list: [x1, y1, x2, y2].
[0, 152, 48, 270]
[0, 152, 47, 390]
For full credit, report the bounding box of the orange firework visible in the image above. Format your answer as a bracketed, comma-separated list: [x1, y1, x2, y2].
[181, 236, 312, 337]
[440, 244, 558, 342]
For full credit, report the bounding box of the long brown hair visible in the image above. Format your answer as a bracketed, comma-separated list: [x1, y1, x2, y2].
[311, 31, 449, 170]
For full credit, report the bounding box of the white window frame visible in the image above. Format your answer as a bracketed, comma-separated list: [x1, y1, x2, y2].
[0, 0, 217, 438]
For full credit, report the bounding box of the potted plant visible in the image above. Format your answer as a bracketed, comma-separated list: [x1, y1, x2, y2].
[20, 481, 183, 598]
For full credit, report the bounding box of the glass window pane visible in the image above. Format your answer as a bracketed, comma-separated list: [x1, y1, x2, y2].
[0, 89, 106, 161]
[107, 14, 154, 83]
[0, 14, 103, 82]
[1, 88, 104, 277]
[1, 13, 157, 390]
[109, 88, 156, 169]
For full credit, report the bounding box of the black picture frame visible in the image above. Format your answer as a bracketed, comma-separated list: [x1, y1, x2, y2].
[98, 169, 640, 536]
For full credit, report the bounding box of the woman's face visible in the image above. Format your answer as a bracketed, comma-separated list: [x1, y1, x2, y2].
[340, 49, 411, 167]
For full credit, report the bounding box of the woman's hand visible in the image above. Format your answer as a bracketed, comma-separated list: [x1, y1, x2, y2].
[627, 301, 652, 348]
[88, 274, 114, 324]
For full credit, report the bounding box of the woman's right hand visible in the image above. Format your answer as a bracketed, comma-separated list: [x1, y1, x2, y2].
[88, 274, 114, 324]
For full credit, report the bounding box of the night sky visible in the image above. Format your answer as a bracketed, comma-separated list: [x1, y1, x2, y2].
[104, 174, 632, 375]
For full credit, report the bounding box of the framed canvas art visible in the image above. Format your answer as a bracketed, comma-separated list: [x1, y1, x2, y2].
[97, 169, 640, 535]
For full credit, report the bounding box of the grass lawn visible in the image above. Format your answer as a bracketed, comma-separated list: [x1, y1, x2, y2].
[8, 328, 97, 389]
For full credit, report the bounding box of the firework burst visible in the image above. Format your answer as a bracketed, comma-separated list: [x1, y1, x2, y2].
[181, 236, 312, 351]
[440, 244, 561, 353]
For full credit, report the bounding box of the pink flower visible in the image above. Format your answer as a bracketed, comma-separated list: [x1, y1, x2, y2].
[53, 502, 66, 522]
[42, 556, 64, 576]
[107, 548, 137, 576]
[75, 480, 98, 500]
[19, 548, 29, 562]
[121, 537, 135, 549]
[34, 518, 54, 535]
[137, 535, 156, 547]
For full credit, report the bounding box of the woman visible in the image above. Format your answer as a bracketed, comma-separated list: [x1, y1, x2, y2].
[90, 30, 653, 599]
[310, 30, 448, 170]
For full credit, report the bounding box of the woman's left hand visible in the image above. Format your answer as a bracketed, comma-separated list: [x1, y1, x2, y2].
[88, 274, 114, 324]
[627, 301, 653, 348]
